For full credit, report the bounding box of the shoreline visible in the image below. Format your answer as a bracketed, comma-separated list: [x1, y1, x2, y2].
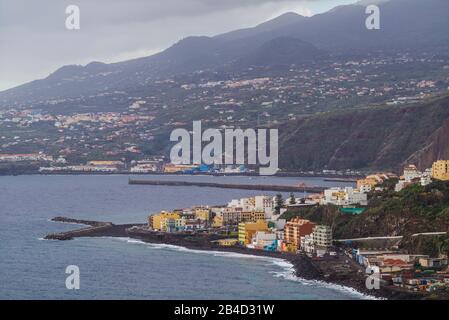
[44, 217, 422, 300]
[109, 236, 377, 300]
[0, 171, 363, 179]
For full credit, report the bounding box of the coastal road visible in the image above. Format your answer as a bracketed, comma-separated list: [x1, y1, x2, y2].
[335, 232, 447, 243]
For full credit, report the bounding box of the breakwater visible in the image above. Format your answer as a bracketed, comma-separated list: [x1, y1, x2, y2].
[128, 179, 325, 193]
[45, 217, 114, 240]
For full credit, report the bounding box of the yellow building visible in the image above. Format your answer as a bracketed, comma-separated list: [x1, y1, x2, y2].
[212, 215, 224, 228]
[241, 211, 266, 222]
[163, 164, 198, 173]
[432, 160, 449, 181]
[148, 212, 181, 231]
[216, 239, 239, 246]
[238, 221, 268, 245]
[195, 208, 210, 221]
[357, 177, 378, 190]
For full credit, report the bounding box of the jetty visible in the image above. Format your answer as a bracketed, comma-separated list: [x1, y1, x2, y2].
[45, 217, 115, 240]
[128, 178, 325, 193]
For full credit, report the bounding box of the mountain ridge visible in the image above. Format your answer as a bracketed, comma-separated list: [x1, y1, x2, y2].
[1, 0, 449, 106]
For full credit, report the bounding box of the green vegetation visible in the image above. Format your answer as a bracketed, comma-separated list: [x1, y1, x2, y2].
[401, 234, 449, 257]
[289, 193, 296, 205]
[274, 193, 284, 215]
[281, 180, 449, 241]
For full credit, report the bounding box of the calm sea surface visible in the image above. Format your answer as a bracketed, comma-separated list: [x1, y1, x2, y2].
[0, 174, 368, 300]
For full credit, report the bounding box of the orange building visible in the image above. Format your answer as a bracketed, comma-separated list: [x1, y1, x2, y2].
[284, 218, 315, 250]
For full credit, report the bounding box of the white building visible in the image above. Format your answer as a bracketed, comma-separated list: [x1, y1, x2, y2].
[313, 225, 332, 248]
[300, 225, 332, 255]
[228, 195, 274, 218]
[253, 231, 277, 249]
[322, 187, 367, 206]
[395, 165, 433, 192]
[254, 195, 274, 218]
[300, 234, 314, 255]
[421, 169, 432, 186]
[404, 165, 421, 183]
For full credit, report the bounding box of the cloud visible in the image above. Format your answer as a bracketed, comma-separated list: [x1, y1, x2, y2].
[0, 0, 353, 91]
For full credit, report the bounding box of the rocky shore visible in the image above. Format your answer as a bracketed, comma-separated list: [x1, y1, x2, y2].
[45, 217, 422, 300]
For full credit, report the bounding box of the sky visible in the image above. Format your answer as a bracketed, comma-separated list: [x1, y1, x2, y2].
[0, 0, 358, 91]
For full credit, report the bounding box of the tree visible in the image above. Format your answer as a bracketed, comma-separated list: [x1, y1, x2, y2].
[274, 193, 284, 215]
[289, 193, 296, 205]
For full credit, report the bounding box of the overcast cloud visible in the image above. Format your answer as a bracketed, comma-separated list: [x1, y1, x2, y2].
[0, 0, 356, 91]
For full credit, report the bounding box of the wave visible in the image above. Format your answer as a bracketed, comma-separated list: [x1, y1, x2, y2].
[269, 260, 379, 300]
[108, 237, 378, 299]
[47, 218, 86, 226]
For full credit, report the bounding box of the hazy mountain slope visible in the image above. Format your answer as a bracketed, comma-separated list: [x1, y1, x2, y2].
[1, 0, 448, 108]
[235, 37, 327, 68]
[216, 12, 307, 41]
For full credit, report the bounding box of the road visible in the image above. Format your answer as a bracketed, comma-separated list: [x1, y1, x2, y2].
[335, 232, 447, 242]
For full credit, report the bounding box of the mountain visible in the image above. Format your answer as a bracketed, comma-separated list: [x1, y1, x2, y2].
[236, 37, 327, 68]
[278, 94, 449, 172]
[1, 0, 448, 107]
[216, 12, 307, 41]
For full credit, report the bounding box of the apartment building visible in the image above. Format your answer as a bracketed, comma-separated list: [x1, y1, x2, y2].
[432, 160, 449, 181]
[284, 218, 315, 250]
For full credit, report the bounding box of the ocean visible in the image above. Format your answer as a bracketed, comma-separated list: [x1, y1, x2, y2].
[0, 174, 369, 299]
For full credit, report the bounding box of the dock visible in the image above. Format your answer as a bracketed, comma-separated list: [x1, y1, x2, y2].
[128, 179, 325, 193]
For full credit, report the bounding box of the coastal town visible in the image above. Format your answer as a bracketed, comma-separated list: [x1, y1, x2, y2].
[45, 159, 449, 298]
[0, 150, 366, 176]
[1, 50, 449, 176]
[140, 160, 449, 296]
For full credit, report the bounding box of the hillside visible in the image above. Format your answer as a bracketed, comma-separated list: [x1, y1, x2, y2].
[278, 94, 449, 172]
[281, 180, 449, 256]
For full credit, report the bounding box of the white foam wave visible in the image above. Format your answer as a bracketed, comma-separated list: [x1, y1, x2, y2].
[269, 260, 379, 300]
[107, 236, 380, 299]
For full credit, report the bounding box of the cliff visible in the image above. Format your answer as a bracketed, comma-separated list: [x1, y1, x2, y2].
[279, 93, 449, 172]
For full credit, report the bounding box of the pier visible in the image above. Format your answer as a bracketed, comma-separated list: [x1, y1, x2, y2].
[128, 179, 325, 193]
[45, 217, 115, 240]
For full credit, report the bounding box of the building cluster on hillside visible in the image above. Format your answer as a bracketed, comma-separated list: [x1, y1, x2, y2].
[321, 187, 368, 206]
[36, 160, 250, 174]
[395, 161, 449, 192]
[356, 173, 397, 193]
[39, 160, 125, 173]
[348, 249, 449, 293]
[0, 153, 54, 162]
[163, 163, 252, 174]
[2, 52, 449, 165]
